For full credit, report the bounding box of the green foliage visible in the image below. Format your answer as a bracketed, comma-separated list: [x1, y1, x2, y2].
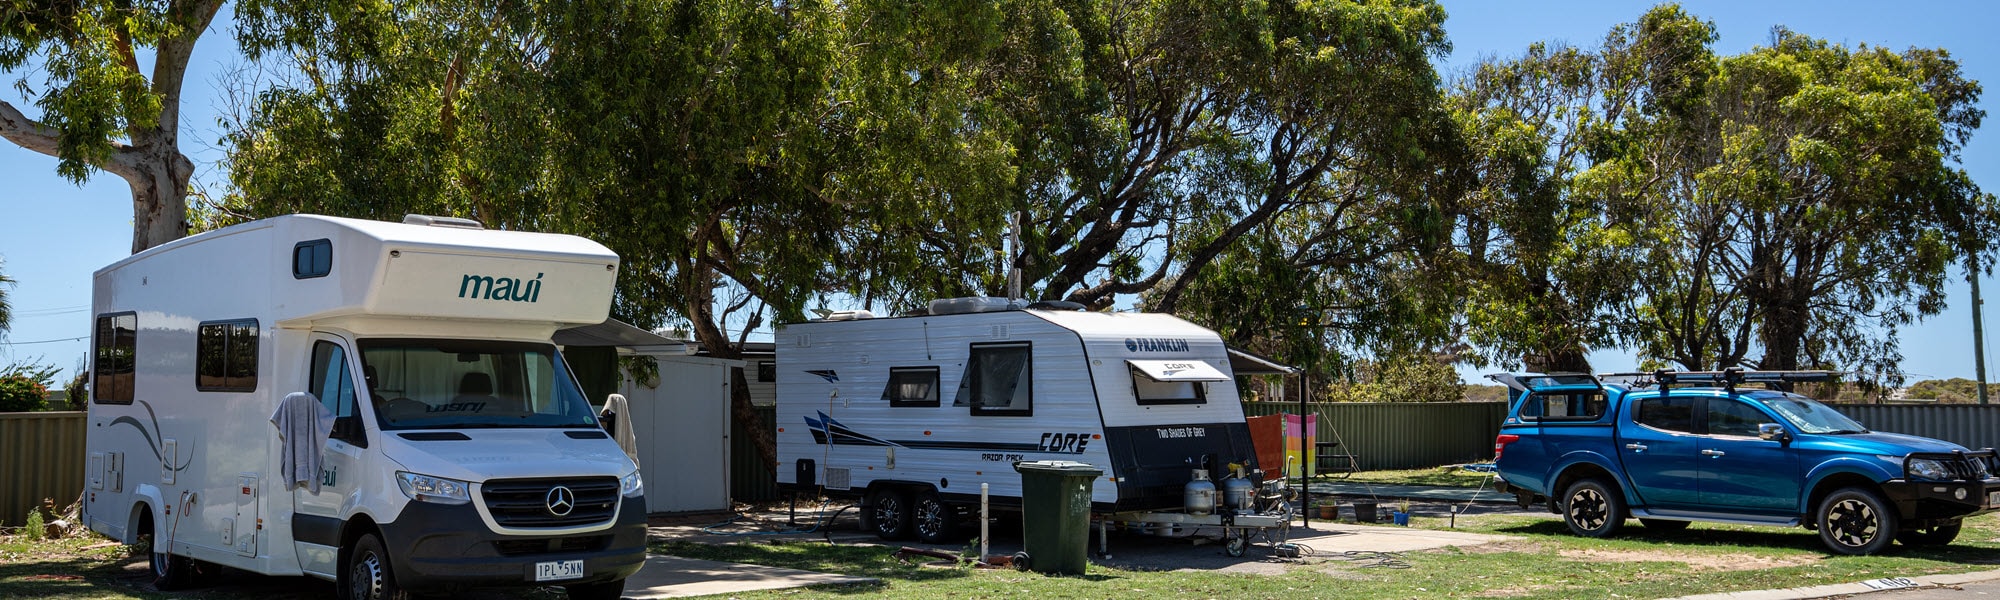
[21, 508, 42, 541]
[1905, 378, 1990, 403]
[61, 366, 87, 410]
[0, 361, 57, 412]
[0, 257, 11, 335]
[1317, 353, 1463, 403]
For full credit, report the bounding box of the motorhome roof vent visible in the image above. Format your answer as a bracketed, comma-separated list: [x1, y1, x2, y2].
[822, 310, 876, 321]
[927, 297, 1021, 315]
[402, 214, 485, 230]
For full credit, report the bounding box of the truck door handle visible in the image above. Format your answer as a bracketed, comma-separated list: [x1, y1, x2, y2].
[1702, 449, 1726, 457]
[1625, 443, 1647, 452]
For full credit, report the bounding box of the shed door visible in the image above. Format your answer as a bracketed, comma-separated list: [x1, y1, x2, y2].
[623, 357, 732, 514]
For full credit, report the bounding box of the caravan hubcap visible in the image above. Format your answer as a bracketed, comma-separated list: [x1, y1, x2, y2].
[915, 499, 946, 538]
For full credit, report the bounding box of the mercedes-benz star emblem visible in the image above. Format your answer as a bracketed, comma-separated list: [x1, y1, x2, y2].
[546, 486, 576, 516]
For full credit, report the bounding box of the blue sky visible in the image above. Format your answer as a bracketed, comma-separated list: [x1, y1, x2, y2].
[2, 1, 1997, 387]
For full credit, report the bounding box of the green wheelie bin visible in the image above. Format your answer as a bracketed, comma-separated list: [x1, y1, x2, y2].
[1012, 460, 1103, 575]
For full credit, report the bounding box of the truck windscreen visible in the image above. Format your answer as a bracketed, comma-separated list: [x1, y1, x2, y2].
[358, 339, 598, 430]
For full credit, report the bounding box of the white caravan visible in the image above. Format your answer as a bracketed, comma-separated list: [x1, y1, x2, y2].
[82, 214, 645, 600]
[774, 299, 1270, 544]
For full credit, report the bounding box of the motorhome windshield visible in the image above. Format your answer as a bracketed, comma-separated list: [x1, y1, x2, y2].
[1759, 393, 1869, 434]
[358, 339, 597, 430]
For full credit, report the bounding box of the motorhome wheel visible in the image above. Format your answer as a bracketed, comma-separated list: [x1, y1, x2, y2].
[143, 513, 194, 590]
[344, 534, 410, 600]
[912, 491, 958, 543]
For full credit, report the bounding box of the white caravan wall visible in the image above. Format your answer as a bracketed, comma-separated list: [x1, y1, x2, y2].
[620, 355, 733, 514]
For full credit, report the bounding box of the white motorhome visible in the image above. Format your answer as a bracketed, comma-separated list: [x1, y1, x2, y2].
[774, 299, 1268, 544]
[83, 214, 645, 600]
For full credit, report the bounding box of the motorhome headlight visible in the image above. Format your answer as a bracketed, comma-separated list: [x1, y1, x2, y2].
[620, 471, 644, 498]
[1906, 458, 1952, 481]
[396, 472, 471, 505]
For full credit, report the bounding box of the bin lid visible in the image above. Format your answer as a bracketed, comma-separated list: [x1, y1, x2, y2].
[1013, 460, 1105, 476]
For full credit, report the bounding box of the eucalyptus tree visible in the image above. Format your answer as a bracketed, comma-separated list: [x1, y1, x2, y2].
[222, 0, 1017, 466]
[1, 0, 225, 251]
[988, 0, 1461, 312]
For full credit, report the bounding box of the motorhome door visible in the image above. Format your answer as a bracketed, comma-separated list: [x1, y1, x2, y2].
[291, 335, 369, 578]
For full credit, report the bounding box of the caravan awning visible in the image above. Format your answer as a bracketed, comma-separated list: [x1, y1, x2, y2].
[1127, 359, 1232, 382]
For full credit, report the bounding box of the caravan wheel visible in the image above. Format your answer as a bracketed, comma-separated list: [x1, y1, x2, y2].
[868, 489, 914, 541]
[912, 492, 958, 543]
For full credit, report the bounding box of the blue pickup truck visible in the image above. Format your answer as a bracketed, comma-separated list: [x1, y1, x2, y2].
[1491, 369, 1998, 555]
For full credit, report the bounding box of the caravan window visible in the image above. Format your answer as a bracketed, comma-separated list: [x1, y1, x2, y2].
[92, 312, 136, 404]
[358, 339, 598, 430]
[883, 367, 940, 407]
[955, 342, 1032, 416]
[196, 319, 259, 392]
[1132, 374, 1206, 405]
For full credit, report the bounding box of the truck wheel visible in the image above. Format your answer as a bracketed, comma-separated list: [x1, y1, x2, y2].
[565, 578, 626, 600]
[1639, 519, 1690, 532]
[868, 488, 914, 541]
[344, 534, 411, 600]
[1561, 479, 1624, 538]
[1895, 520, 1962, 547]
[1817, 487, 1897, 555]
[143, 513, 194, 591]
[912, 491, 958, 544]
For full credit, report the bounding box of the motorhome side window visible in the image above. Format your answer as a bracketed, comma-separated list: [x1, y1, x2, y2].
[91, 312, 137, 404]
[954, 342, 1032, 416]
[196, 319, 258, 392]
[293, 238, 332, 279]
[883, 367, 940, 407]
[310, 341, 360, 421]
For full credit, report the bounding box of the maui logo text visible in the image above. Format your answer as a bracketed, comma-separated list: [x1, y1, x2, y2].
[460, 273, 544, 303]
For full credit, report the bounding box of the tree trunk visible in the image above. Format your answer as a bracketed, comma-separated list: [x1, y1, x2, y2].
[122, 132, 194, 253]
[729, 365, 778, 471]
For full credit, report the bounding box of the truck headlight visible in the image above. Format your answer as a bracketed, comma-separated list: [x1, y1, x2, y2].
[396, 472, 472, 505]
[620, 471, 644, 498]
[1907, 458, 1952, 481]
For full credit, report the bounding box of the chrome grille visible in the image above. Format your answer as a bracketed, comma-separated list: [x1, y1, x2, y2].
[480, 477, 619, 527]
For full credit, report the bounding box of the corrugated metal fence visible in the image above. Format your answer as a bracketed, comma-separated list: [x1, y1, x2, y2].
[1244, 402, 1507, 470]
[732, 406, 781, 502]
[0, 412, 88, 527]
[1832, 404, 2000, 450]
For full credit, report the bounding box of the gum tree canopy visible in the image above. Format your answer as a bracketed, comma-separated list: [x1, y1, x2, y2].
[1, 0, 224, 252]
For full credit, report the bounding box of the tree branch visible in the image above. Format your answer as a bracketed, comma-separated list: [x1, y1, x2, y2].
[0, 100, 64, 160]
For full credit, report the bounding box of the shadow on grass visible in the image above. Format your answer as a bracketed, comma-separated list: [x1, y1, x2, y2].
[0, 552, 153, 600]
[1489, 519, 2000, 561]
[652, 539, 975, 584]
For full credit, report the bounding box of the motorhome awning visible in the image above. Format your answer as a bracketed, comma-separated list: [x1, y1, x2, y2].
[1127, 359, 1232, 382]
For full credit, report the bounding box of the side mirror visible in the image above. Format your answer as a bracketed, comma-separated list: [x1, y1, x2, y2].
[332, 414, 364, 443]
[1757, 423, 1789, 442]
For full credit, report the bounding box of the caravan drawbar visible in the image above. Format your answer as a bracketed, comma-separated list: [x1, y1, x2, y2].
[775, 299, 1291, 551]
[82, 214, 645, 600]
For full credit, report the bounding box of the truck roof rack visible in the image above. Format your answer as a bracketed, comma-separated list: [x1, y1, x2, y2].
[1599, 367, 1842, 395]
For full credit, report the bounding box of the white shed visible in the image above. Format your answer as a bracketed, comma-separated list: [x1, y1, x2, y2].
[558, 321, 739, 515]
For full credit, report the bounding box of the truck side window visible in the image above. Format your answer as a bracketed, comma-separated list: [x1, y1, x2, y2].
[1635, 395, 1695, 433]
[1706, 398, 1766, 437]
[1519, 390, 1605, 421]
[883, 366, 940, 407]
[92, 312, 137, 404]
[310, 341, 365, 445]
[955, 342, 1032, 416]
[196, 319, 259, 392]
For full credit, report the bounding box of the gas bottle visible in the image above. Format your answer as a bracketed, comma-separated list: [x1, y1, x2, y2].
[1221, 466, 1257, 512]
[1183, 469, 1217, 516]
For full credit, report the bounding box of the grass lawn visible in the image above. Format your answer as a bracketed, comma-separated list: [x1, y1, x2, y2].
[653, 511, 2000, 599]
[1337, 466, 1500, 488]
[6, 510, 1997, 599]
